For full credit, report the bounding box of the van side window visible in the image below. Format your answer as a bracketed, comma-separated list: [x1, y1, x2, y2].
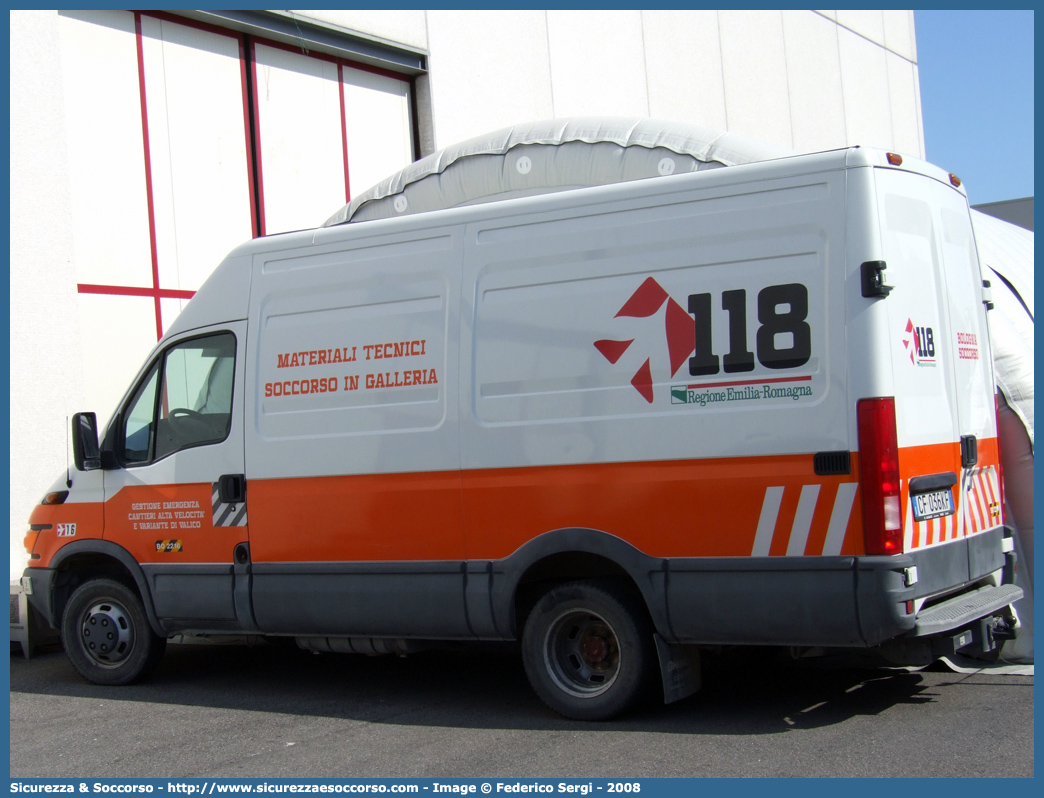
[119, 332, 236, 465]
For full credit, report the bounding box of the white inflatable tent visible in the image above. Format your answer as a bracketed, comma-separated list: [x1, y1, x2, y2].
[971, 210, 1034, 664]
[325, 118, 1034, 663]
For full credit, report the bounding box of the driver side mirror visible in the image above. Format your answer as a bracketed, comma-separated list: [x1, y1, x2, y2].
[71, 412, 101, 471]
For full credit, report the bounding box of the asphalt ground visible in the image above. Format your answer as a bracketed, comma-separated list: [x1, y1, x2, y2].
[9, 640, 1034, 779]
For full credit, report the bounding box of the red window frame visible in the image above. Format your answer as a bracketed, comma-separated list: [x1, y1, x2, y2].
[77, 10, 415, 341]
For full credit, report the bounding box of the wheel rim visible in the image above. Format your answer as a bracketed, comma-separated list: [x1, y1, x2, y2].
[543, 608, 621, 698]
[79, 599, 135, 667]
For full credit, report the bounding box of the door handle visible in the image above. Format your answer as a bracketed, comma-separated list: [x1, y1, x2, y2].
[960, 435, 978, 469]
[218, 473, 247, 504]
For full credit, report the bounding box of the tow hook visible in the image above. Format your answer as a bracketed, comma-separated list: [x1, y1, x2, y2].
[978, 615, 1016, 653]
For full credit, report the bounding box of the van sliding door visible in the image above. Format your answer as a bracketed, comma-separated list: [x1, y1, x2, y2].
[244, 229, 469, 638]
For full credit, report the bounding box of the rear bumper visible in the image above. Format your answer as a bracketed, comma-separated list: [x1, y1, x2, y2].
[910, 583, 1022, 637]
[856, 525, 1016, 645]
[663, 526, 1019, 648]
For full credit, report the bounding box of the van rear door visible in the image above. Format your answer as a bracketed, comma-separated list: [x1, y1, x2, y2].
[933, 180, 1003, 538]
[875, 167, 1001, 556]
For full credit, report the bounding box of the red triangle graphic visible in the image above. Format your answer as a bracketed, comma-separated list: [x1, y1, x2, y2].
[616, 277, 669, 318]
[631, 358, 654, 403]
[664, 297, 695, 377]
[594, 338, 634, 364]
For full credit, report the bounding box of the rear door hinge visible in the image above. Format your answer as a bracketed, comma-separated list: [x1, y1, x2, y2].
[982, 279, 995, 311]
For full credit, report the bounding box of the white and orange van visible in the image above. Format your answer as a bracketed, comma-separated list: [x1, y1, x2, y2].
[21, 129, 1022, 720]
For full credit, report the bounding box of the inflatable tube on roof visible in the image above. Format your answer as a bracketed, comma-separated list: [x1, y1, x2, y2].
[322, 117, 794, 226]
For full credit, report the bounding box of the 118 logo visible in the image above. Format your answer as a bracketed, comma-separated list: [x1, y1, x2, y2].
[903, 318, 936, 365]
[688, 283, 811, 375]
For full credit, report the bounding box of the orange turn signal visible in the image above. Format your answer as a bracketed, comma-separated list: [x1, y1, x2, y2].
[949, 173, 962, 187]
[42, 490, 68, 505]
[886, 152, 903, 166]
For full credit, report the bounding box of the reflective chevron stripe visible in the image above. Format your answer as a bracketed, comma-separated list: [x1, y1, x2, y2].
[212, 482, 248, 527]
[751, 482, 858, 557]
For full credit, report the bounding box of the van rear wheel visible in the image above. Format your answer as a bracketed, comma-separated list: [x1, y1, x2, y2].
[61, 578, 166, 685]
[521, 580, 655, 720]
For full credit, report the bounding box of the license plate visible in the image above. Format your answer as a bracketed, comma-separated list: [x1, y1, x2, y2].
[911, 488, 954, 522]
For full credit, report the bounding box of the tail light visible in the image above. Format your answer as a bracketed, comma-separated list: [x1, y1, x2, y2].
[858, 397, 903, 555]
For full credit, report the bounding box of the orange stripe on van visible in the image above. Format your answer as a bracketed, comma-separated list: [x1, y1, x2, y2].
[462, 455, 859, 561]
[250, 471, 466, 563]
[31, 438, 1000, 569]
[250, 454, 862, 563]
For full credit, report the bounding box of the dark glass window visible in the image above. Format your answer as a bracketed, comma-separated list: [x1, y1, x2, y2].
[120, 332, 236, 465]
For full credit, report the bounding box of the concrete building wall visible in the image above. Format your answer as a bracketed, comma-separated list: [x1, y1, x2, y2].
[11, 10, 91, 580]
[296, 9, 924, 156]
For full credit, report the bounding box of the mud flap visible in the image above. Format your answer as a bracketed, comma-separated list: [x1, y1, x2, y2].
[654, 633, 701, 704]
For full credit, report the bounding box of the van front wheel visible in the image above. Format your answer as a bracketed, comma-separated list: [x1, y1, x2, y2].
[521, 580, 655, 720]
[61, 579, 166, 685]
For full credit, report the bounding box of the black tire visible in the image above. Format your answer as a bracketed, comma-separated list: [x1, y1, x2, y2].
[521, 580, 656, 721]
[60, 578, 167, 685]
